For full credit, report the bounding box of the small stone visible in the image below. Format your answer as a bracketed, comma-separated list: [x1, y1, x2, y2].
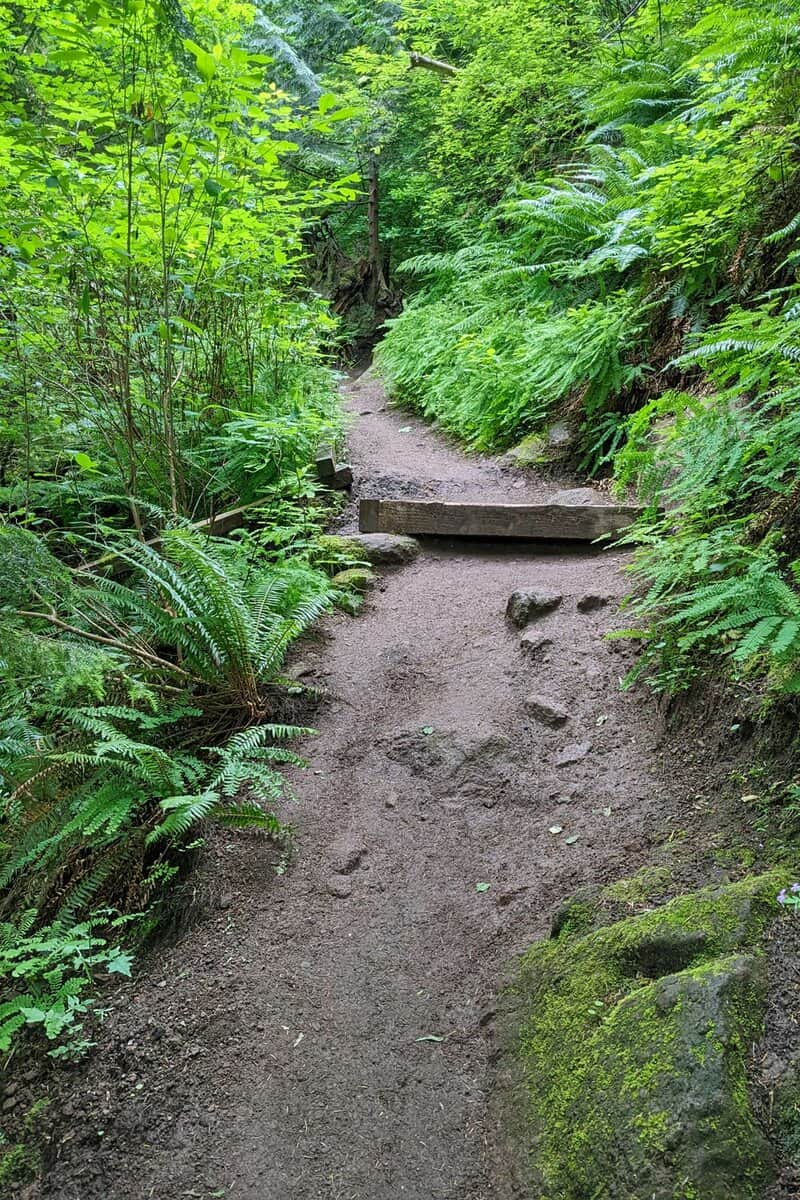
[524, 695, 569, 728]
[506, 590, 563, 629]
[555, 741, 593, 767]
[326, 878, 352, 899]
[548, 486, 602, 505]
[577, 593, 612, 613]
[520, 631, 553, 660]
[218, 893, 233, 910]
[346, 533, 421, 565]
[385, 794, 397, 809]
[545, 421, 576, 450]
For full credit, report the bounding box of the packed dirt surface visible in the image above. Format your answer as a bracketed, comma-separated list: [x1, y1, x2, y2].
[25, 369, 758, 1199]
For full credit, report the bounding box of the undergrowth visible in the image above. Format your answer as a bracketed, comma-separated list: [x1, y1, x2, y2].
[0, 520, 365, 1058]
[373, 0, 800, 703]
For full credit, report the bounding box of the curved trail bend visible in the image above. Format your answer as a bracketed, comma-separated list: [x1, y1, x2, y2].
[41, 370, 691, 1200]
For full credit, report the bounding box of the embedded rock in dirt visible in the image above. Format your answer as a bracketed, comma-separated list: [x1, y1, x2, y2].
[502, 434, 547, 469]
[496, 874, 781, 1200]
[554, 741, 592, 767]
[385, 729, 514, 801]
[330, 837, 365, 875]
[545, 420, 576, 450]
[576, 593, 612, 613]
[347, 532, 421, 565]
[547, 487, 604, 506]
[506, 590, 563, 629]
[326, 877, 353, 899]
[523, 695, 569, 729]
[519, 631, 553, 660]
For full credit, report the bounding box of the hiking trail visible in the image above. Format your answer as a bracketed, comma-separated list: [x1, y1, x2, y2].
[38, 369, 710, 1200]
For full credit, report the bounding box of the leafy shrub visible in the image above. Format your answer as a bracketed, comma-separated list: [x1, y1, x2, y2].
[0, 526, 330, 1054]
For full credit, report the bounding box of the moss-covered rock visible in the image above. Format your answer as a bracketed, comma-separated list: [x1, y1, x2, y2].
[330, 567, 375, 593]
[499, 874, 785, 1200]
[503, 434, 548, 468]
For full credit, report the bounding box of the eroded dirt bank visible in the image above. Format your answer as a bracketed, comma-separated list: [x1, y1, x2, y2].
[27, 370, 759, 1199]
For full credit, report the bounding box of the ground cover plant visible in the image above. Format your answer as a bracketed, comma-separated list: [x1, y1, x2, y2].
[0, 0, 364, 1062]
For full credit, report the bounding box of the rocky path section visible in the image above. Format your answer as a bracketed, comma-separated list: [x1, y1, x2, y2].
[36, 370, 697, 1200]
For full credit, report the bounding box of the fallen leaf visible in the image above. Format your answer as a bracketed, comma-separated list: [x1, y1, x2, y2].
[565, 835, 580, 845]
[421, 726, 434, 736]
[476, 882, 491, 893]
[399, 425, 412, 433]
[548, 825, 563, 835]
[596, 714, 608, 726]
[416, 1035, 444, 1042]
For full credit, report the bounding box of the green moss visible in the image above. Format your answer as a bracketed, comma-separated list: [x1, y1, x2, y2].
[311, 535, 369, 574]
[330, 567, 375, 593]
[507, 873, 784, 1200]
[505, 434, 549, 466]
[0, 1099, 49, 1189]
[602, 864, 674, 906]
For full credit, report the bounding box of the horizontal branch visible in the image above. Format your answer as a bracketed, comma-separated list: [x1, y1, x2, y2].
[409, 52, 459, 78]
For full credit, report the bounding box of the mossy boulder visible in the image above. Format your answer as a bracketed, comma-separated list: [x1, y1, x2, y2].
[503, 434, 548, 468]
[330, 567, 375, 593]
[498, 874, 784, 1200]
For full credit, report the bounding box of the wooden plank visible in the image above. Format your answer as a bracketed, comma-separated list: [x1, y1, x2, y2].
[80, 501, 265, 576]
[358, 498, 642, 541]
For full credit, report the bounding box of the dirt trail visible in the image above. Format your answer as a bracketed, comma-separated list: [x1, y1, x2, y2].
[38, 371, 695, 1200]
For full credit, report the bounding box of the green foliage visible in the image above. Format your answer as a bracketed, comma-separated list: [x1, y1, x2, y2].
[0, 0, 348, 530]
[361, 0, 800, 704]
[0, 913, 132, 1055]
[0, 524, 332, 1055]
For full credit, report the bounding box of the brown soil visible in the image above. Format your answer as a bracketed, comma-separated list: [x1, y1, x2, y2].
[8, 370, 791, 1199]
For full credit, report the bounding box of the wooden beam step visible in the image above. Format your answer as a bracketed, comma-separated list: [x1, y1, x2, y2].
[358, 498, 643, 542]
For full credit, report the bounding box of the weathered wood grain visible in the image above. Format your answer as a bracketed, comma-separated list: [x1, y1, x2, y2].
[358, 498, 642, 541]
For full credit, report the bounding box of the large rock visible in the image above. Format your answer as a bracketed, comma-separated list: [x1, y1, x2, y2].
[507, 590, 563, 629]
[495, 874, 782, 1200]
[346, 532, 421, 565]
